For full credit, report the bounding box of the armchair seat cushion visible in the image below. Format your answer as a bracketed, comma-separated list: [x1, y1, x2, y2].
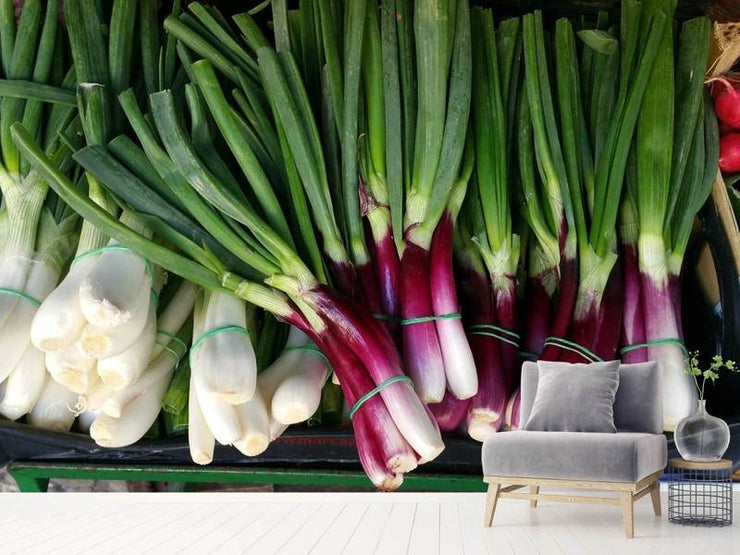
[482, 431, 667, 483]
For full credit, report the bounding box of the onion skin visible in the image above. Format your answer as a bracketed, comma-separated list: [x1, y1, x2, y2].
[591, 260, 624, 361]
[458, 255, 506, 439]
[368, 215, 401, 341]
[305, 287, 444, 462]
[430, 213, 477, 400]
[719, 133, 740, 172]
[428, 390, 470, 432]
[540, 254, 578, 361]
[399, 241, 446, 403]
[621, 242, 647, 363]
[355, 260, 384, 316]
[522, 275, 551, 357]
[639, 272, 696, 430]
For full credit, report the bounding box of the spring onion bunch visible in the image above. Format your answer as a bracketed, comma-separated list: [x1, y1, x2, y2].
[9, 1, 445, 489]
[628, 2, 717, 429]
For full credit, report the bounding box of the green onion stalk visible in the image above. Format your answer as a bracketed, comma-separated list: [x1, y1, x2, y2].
[458, 9, 521, 440]
[30, 0, 136, 354]
[393, 0, 476, 405]
[0, 0, 71, 335]
[632, 3, 716, 430]
[356, 0, 402, 329]
[520, 11, 576, 361]
[547, 4, 667, 363]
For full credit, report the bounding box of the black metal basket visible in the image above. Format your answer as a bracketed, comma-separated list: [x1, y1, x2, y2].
[668, 461, 733, 526]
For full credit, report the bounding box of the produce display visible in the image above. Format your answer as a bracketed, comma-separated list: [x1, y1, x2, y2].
[0, 0, 721, 490]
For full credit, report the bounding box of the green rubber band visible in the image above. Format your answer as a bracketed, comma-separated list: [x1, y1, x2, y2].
[400, 312, 461, 326]
[372, 313, 398, 322]
[72, 245, 154, 287]
[619, 338, 688, 357]
[468, 330, 520, 349]
[543, 336, 603, 363]
[156, 330, 189, 356]
[156, 340, 185, 365]
[189, 325, 250, 365]
[0, 287, 41, 307]
[467, 324, 520, 348]
[349, 375, 413, 419]
[467, 324, 520, 340]
[284, 342, 332, 367]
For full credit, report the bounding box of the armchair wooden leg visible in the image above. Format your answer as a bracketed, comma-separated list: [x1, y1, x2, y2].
[650, 480, 662, 516]
[484, 483, 501, 527]
[530, 486, 540, 508]
[621, 491, 634, 538]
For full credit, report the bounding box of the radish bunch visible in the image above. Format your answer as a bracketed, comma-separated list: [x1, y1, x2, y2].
[711, 76, 740, 172]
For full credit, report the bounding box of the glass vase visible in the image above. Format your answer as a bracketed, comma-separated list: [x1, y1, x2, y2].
[674, 399, 730, 462]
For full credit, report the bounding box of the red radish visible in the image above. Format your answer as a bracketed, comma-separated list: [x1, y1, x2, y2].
[708, 77, 740, 130]
[719, 133, 740, 172]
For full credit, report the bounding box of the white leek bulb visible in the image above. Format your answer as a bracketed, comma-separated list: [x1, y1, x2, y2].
[28, 375, 77, 431]
[233, 390, 270, 457]
[271, 356, 328, 425]
[79, 253, 150, 328]
[0, 345, 46, 420]
[0, 261, 60, 382]
[269, 416, 288, 441]
[194, 381, 242, 446]
[46, 341, 98, 394]
[75, 380, 114, 414]
[31, 255, 98, 352]
[80, 293, 151, 359]
[150, 281, 198, 361]
[77, 409, 99, 433]
[79, 223, 152, 328]
[190, 292, 242, 445]
[102, 350, 176, 418]
[258, 329, 329, 426]
[0, 251, 32, 333]
[89, 374, 169, 448]
[97, 300, 157, 389]
[194, 291, 256, 404]
[189, 377, 215, 465]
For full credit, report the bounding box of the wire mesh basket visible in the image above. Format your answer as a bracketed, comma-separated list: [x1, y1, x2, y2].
[668, 458, 733, 526]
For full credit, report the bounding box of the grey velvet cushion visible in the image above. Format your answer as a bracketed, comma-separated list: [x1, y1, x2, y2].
[520, 361, 663, 434]
[523, 360, 620, 433]
[482, 431, 667, 482]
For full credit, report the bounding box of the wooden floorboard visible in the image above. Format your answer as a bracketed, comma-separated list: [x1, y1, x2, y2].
[0, 491, 736, 554]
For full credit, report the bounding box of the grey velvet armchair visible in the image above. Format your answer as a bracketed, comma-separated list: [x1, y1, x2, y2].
[482, 361, 667, 538]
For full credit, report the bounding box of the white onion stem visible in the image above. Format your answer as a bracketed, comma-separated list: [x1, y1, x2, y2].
[89, 374, 169, 448]
[31, 256, 98, 352]
[0, 261, 59, 381]
[189, 376, 215, 465]
[233, 390, 270, 456]
[0, 346, 46, 420]
[102, 350, 176, 418]
[193, 291, 256, 404]
[28, 375, 77, 432]
[97, 301, 157, 389]
[46, 340, 98, 394]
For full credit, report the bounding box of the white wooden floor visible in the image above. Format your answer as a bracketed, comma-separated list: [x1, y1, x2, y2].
[0, 491, 737, 554]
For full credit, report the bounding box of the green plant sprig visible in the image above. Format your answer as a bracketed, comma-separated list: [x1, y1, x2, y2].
[685, 351, 738, 401]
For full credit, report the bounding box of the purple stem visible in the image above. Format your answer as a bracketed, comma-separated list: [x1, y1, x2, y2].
[400, 240, 446, 403]
[428, 390, 471, 432]
[523, 274, 552, 358]
[591, 259, 624, 361]
[621, 242, 647, 363]
[541, 255, 578, 361]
